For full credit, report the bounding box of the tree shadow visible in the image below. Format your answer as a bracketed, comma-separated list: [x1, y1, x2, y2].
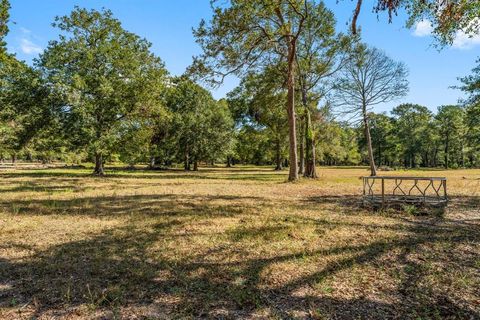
[303, 194, 364, 215]
[0, 168, 286, 183]
[0, 193, 267, 219]
[0, 194, 478, 318]
[1, 174, 479, 318]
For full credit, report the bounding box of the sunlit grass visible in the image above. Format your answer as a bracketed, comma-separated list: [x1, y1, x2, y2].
[0, 166, 479, 319]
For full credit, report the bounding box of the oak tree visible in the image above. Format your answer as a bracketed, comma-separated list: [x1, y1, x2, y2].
[39, 7, 167, 175]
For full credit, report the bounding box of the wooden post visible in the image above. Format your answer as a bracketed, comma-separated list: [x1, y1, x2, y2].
[443, 179, 448, 202]
[362, 177, 366, 207]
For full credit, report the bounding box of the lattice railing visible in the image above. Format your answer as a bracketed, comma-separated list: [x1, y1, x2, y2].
[362, 176, 448, 208]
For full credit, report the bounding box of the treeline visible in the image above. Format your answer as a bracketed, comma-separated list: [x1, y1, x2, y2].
[363, 104, 478, 169]
[229, 102, 480, 170]
[0, 2, 479, 176]
[0, 7, 235, 174]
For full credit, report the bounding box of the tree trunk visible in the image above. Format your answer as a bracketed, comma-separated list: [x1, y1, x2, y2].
[444, 134, 449, 169]
[286, 39, 298, 181]
[298, 115, 305, 175]
[11, 153, 16, 165]
[149, 156, 155, 169]
[275, 139, 283, 171]
[362, 108, 377, 176]
[378, 145, 382, 167]
[193, 160, 198, 171]
[94, 153, 105, 175]
[226, 156, 232, 168]
[184, 150, 191, 171]
[304, 109, 317, 178]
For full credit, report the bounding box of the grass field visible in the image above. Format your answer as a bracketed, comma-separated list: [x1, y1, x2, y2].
[0, 166, 479, 319]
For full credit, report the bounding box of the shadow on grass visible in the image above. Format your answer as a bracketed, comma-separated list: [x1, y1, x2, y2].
[0, 167, 286, 183]
[0, 181, 88, 194]
[0, 193, 479, 318]
[0, 193, 266, 218]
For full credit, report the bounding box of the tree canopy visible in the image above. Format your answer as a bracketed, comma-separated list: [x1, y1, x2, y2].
[38, 7, 168, 174]
[0, 2, 478, 176]
[350, 0, 480, 46]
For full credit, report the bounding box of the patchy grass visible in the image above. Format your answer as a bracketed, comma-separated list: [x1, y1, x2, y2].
[0, 166, 479, 319]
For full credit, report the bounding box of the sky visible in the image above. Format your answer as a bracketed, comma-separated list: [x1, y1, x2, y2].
[5, 0, 480, 115]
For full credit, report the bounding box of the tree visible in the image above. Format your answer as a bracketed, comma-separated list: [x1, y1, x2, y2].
[459, 58, 480, 106]
[464, 104, 480, 167]
[38, 7, 167, 175]
[368, 113, 396, 167]
[334, 45, 408, 176]
[421, 118, 441, 167]
[392, 103, 432, 168]
[165, 78, 234, 171]
[436, 105, 466, 169]
[458, 58, 480, 167]
[227, 67, 289, 171]
[191, 0, 318, 181]
[0, 56, 58, 163]
[234, 125, 271, 166]
[295, 2, 351, 178]
[339, 123, 362, 165]
[349, 0, 480, 46]
[0, 0, 12, 103]
[0, 0, 9, 52]
[115, 81, 169, 169]
[0, 0, 51, 162]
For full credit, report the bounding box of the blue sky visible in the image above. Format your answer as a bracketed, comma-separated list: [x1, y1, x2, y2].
[5, 0, 480, 114]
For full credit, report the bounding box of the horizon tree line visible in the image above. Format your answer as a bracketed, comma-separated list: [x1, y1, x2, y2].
[0, 1, 479, 176]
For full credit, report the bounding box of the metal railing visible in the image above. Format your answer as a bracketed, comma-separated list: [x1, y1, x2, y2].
[362, 176, 448, 208]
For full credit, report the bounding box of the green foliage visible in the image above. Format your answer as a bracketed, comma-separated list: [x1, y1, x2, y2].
[404, 0, 480, 46]
[351, 0, 480, 47]
[465, 104, 480, 164]
[391, 104, 433, 167]
[234, 125, 271, 165]
[191, 0, 331, 180]
[368, 113, 396, 166]
[0, 2, 479, 173]
[435, 105, 466, 168]
[38, 7, 167, 173]
[458, 59, 480, 166]
[0, 56, 57, 158]
[0, 0, 9, 51]
[459, 58, 480, 106]
[163, 78, 234, 169]
[191, 0, 311, 84]
[227, 66, 288, 169]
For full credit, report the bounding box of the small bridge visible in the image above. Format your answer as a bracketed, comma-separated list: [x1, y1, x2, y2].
[362, 176, 448, 209]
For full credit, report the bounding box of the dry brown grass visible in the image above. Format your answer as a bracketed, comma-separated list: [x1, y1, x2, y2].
[0, 166, 479, 319]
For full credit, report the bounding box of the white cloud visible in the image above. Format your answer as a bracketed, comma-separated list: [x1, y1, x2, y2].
[19, 27, 31, 34]
[413, 20, 433, 37]
[452, 31, 480, 49]
[412, 19, 480, 50]
[20, 38, 42, 55]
